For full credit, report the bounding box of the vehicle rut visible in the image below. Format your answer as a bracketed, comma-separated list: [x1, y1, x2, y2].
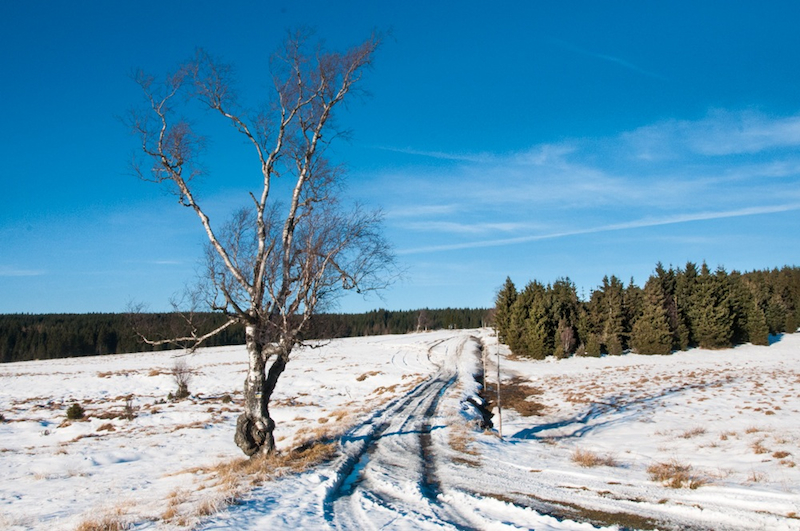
[324, 335, 473, 530]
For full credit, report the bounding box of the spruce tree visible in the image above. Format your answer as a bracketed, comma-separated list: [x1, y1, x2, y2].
[550, 278, 580, 356]
[601, 275, 626, 355]
[494, 277, 517, 344]
[523, 289, 553, 359]
[630, 279, 673, 355]
[745, 296, 770, 346]
[507, 281, 539, 356]
[675, 262, 698, 348]
[691, 266, 733, 349]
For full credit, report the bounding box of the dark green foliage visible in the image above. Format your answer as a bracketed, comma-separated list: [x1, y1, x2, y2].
[520, 282, 552, 359]
[0, 308, 490, 363]
[630, 279, 673, 355]
[495, 264, 800, 359]
[507, 282, 542, 358]
[691, 266, 733, 349]
[66, 403, 85, 420]
[550, 278, 580, 356]
[674, 262, 698, 349]
[745, 296, 770, 346]
[600, 276, 626, 355]
[494, 277, 517, 344]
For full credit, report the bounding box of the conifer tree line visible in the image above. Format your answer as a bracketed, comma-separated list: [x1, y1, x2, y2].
[494, 263, 800, 359]
[0, 308, 489, 363]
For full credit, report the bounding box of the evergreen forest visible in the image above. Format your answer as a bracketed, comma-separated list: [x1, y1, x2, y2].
[494, 263, 800, 359]
[0, 308, 488, 363]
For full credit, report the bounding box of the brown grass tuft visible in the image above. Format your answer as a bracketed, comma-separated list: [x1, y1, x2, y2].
[647, 460, 706, 489]
[751, 439, 770, 455]
[571, 449, 619, 468]
[75, 516, 127, 531]
[679, 426, 706, 439]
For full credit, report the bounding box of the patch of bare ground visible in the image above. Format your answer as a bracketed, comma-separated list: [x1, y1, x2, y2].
[478, 491, 664, 530]
[482, 376, 546, 417]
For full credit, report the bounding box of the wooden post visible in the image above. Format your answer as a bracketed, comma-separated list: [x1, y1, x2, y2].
[496, 342, 502, 439]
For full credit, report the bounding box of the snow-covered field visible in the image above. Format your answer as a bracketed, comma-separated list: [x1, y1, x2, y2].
[2, 329, 800, 530]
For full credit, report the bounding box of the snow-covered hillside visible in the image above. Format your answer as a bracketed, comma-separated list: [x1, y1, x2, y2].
[2, 329, 799, 530]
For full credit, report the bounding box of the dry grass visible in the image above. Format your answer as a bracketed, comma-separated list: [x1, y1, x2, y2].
[75, 516, 127, 531]
[647, 460, 706, 489]
[356, 371, 381, 381]
[751, 439, 770, 455]
[571, 449, 619, 468]
[75, 504, 130, 531]
[679, 426, 706, 439]
[747, 470, 768, 483]
[161, 440, 338, 525]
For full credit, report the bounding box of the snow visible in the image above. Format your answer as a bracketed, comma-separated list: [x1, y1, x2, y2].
[2, 329, 800, 530]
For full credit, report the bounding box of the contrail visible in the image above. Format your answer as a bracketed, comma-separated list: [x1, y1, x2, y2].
[398, 203, 800, 255]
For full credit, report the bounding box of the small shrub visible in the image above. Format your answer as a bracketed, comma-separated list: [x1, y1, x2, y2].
[221, 394, 232, 404]
[66, 403, 85, 420]
[0, 412, 5, 423]
[122, 396, 137, 421]
[170, 358, 192, 400]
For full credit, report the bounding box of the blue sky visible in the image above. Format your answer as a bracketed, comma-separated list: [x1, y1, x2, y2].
[2, 1, 800, 314]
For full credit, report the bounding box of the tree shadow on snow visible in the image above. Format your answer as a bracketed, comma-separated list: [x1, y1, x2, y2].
[511, 378, 726, 440]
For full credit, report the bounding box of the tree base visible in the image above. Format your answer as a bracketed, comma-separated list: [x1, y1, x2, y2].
[234, 413, 275, 456]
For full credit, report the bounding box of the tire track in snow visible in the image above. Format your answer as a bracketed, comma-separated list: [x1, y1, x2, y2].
[324, 334, 474, 530]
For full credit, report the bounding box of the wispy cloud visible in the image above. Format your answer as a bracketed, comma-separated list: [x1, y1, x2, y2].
[371, 145, 494, 164]
[402, 221, 535, 235]
[622, 110, 800, 159]
[398, 203, 800, 255]
[554, 39, 668, 81]
[0, 267, 45, 277]
[386, 204, 461, 218]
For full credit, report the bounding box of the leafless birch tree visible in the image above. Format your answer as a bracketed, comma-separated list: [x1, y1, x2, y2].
[127, 32, 393, 456]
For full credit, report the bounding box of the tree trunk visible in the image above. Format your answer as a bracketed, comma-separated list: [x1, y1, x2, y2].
[234, 324, 289, 457]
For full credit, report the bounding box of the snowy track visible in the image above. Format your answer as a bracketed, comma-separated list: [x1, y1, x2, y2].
[326, 335, 471, 530]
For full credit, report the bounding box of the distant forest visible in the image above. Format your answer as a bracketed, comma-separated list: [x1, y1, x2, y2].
[495, 264, 800, 359]
[0, 308, 489, 363]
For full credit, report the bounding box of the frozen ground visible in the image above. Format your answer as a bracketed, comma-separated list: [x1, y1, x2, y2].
[1, 329, 800, 530]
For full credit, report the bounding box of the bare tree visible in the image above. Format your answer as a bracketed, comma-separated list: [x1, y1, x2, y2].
[127, 32, 393, 456]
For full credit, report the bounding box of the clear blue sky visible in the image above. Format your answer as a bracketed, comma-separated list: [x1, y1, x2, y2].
[2, 1, 800, 314]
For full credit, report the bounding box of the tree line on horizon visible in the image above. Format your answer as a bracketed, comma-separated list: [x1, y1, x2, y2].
[0, 307, 489, 363]
[494, 263, 800, 359]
